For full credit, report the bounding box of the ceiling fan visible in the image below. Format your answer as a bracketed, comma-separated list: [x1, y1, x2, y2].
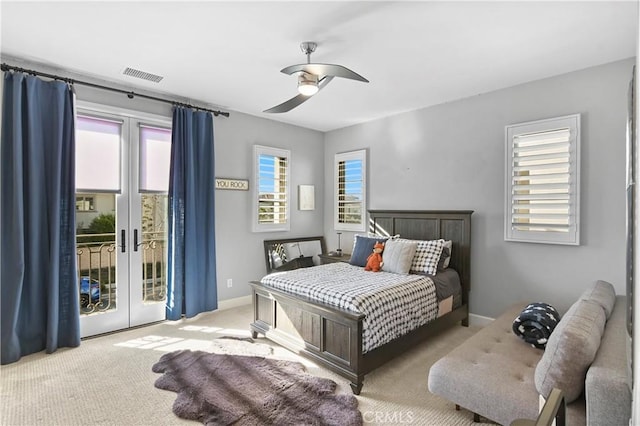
[264, 41, 369, 113]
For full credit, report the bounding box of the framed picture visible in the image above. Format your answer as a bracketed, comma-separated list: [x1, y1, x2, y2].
[298, 185, 315, 211]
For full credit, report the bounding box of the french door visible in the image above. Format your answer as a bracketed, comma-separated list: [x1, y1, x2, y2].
[75, 105, 172, 337]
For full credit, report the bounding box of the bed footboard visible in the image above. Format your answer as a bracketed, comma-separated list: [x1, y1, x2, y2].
[249, 281, 366, 393]
[250, 281, 469, 394]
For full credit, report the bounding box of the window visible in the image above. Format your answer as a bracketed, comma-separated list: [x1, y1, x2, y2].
[505, 114, 580, 245]
[75, 195, 95, 211]
[335, 149, 367, 232]
[253, 145, 290, 232]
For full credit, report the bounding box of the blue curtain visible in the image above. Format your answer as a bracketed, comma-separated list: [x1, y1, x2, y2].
[1, 72, 80, 364]
[166, 107, 217, 320]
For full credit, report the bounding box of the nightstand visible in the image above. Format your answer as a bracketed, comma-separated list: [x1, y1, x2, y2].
[318, 253, 351, 264]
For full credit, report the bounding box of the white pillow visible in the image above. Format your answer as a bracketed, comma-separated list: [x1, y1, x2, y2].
[381, 239, 418, 274]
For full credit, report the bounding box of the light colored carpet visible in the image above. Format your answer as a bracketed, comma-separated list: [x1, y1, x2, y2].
[0, 304, 496, 425]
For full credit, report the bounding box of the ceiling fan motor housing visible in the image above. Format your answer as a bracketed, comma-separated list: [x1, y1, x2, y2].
[298, 72, 318, 85]
[300, 41, 317, 56]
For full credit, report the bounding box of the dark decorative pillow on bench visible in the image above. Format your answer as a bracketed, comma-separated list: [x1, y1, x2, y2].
[512, 302, 560, 349]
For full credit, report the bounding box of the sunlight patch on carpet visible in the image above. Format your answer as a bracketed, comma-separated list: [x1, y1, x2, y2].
[114, 335, 212, 352]
[179, 325, 223, 333]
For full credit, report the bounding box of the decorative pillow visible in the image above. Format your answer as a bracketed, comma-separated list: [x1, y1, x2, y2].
[534, 299, 606, 403]
[579, 280, 616, 319]
[512, 302, 560, 349]
[437, 240, 453, 270]
[396, 238, 444, 275]
[349, 235, 388, 267]
[381, 239, 418, 274]
[271, 251, 283, 268]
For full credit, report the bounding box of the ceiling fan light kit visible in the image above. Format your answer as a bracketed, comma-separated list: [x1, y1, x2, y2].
[264, 41, 369, 113]
[297, 73, 319, 96]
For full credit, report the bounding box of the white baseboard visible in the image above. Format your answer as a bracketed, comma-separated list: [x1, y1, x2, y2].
[217, 295, 251, 311]
[469, 313, 494, 327]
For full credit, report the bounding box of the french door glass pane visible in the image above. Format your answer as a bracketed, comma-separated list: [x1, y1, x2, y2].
[141, 194, 167, 303]
[76, 193, 118, 314]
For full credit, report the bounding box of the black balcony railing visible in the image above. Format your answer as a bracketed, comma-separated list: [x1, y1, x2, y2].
[76, 232, 166, 315]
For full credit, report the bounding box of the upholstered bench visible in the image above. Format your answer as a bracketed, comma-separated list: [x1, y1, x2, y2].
[427, 280, 630, 426]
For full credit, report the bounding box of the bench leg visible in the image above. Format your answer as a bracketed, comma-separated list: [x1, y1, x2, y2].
[453, 404, 479, 422]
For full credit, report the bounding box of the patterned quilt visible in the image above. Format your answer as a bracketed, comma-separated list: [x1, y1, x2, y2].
[260, 263, 439, 353]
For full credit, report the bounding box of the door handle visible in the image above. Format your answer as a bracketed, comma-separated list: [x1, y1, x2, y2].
[121, 229, 126, 253]
[134, 229, 139, 252]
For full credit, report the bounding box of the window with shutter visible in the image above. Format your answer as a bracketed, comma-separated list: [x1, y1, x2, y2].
[505, 114, 580, 245]
[253, 145, 290, 232]
[334, 149, 367, 232]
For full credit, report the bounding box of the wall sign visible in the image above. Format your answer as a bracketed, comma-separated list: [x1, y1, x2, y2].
[215, 178, 249, 191]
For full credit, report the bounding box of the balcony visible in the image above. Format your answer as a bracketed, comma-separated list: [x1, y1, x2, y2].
[76, 231, 166, 315]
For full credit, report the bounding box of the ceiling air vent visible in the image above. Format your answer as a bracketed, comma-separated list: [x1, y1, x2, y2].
[123, 67, 163, 83]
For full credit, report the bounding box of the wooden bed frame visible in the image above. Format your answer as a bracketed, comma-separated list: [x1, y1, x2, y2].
[249, 210, 472, 394]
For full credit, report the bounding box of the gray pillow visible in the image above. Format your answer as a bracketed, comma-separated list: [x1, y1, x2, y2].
[579, 280, 616, 319]
[534, 299, 606, 403]
[381, 239, 418, 274]
[437, 241, 452, 271]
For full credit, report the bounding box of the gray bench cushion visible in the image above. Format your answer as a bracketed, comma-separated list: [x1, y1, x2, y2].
[579, 280, 616, 319]
[534, 299, 606, 403]
[428, 303, 542, 425]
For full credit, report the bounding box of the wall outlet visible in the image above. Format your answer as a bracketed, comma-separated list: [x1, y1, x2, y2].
[227, 278, 233, 288]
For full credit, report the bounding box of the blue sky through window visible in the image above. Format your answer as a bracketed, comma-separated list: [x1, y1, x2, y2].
[259, 154, 276, 193]
[343, 160, 362, 198]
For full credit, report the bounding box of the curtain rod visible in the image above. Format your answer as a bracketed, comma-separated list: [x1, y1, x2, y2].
[0, 63, 230, 118]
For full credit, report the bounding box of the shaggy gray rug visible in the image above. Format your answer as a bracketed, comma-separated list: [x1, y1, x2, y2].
[152, 349, 363, 426]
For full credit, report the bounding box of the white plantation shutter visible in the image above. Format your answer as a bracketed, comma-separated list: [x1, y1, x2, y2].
[505, 115, 580, 245]
[253, 145, 290, 232]
[335, 150, 367, 232]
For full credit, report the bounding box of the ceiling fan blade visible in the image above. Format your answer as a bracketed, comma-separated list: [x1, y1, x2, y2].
[281, 63, 368, 83]
[264, 76, 334, 113]
[263, 94, 311, 113]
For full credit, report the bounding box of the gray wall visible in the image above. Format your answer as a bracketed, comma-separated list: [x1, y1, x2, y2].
[213, 112, 324, 300]
[324, 58, 635, 318]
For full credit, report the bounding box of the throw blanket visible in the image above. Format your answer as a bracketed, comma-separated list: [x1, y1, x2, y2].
[512, 302, 560, 349]
[261, 263, 439, 353]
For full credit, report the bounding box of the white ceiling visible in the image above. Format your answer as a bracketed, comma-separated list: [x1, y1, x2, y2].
[1, 1, 637, 132]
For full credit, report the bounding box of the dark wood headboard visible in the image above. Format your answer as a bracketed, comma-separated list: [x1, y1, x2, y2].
[368, 210, 473, 304]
